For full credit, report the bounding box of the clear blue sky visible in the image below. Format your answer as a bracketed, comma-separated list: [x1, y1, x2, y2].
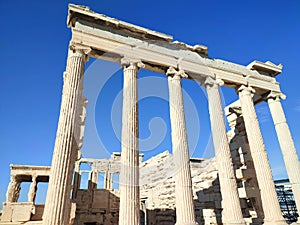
[1, 0, 299, 207]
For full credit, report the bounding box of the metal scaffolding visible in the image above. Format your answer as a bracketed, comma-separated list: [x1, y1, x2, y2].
[275, 179, 299, 224]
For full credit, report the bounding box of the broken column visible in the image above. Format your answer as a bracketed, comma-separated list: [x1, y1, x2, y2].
[43, 45, 90, 225]
[119, 58, 143, 225]
[237, 85, 286, 225]
[204, 77, 245, 225]
[166, 67, 198, 225]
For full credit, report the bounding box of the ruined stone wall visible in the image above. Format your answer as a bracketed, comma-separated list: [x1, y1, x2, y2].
[71, 151, 224, 225]
[1, 139, 262, 225]
[140, 151, 220, 224]
[72, 189, 119, 225]
[139, 149, 262, 225]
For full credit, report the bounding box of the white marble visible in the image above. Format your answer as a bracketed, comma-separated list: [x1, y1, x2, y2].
[119, 58, 142, 225]
[205, 77, 245, 225]
[42, 46, 90, 225]
[166, 67, 198, 225]
[237, 85, 286, 225]
[267, 92, 300, 224]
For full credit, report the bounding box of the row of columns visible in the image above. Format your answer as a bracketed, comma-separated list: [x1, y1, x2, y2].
[43, 45, 300, 225]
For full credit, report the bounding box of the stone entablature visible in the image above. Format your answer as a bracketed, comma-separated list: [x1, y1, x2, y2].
[68, 4, 282, 96]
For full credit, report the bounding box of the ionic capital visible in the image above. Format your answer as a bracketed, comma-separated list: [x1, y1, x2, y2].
[266, 91, 286, 102]
[166, 67, 188, 79]
[236, 85, 256, 95]
[121, 57, 145, 70]
[69, 44, 92, 61]
[203, 76, 224, 88]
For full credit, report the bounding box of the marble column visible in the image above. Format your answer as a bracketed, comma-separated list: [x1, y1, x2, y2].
[267, 91, 300, 222]
[166, 67, 198, 225]
[43, 45, 90, 225]
[28, 175, 37, 202]
[119, 58, 143, 225]
[237, 85, 286, 225]
[204, 77, 245, 225]
[6, 175, 20, 202]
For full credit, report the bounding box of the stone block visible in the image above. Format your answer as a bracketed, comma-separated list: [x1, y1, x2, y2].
[92, 190, 109, 209]
[0, 204, 13, 222]
[11, 203, 34, 222]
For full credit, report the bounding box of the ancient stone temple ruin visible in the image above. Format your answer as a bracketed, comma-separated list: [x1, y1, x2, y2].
[1, 4, 300, 225]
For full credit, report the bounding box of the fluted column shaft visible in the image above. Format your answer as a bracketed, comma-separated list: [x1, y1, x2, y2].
[267, 92, 300, 221]
[166, 67, 198, 225]
[28, 176, 37, 202]
[43, 46, 89, 225]
[204, 77, 245, 225]
[119, 59, 141, 225]
[237, 85, 286, 225]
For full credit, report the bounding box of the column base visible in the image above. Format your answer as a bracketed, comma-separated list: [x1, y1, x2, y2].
[263, 219, 287, 225]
